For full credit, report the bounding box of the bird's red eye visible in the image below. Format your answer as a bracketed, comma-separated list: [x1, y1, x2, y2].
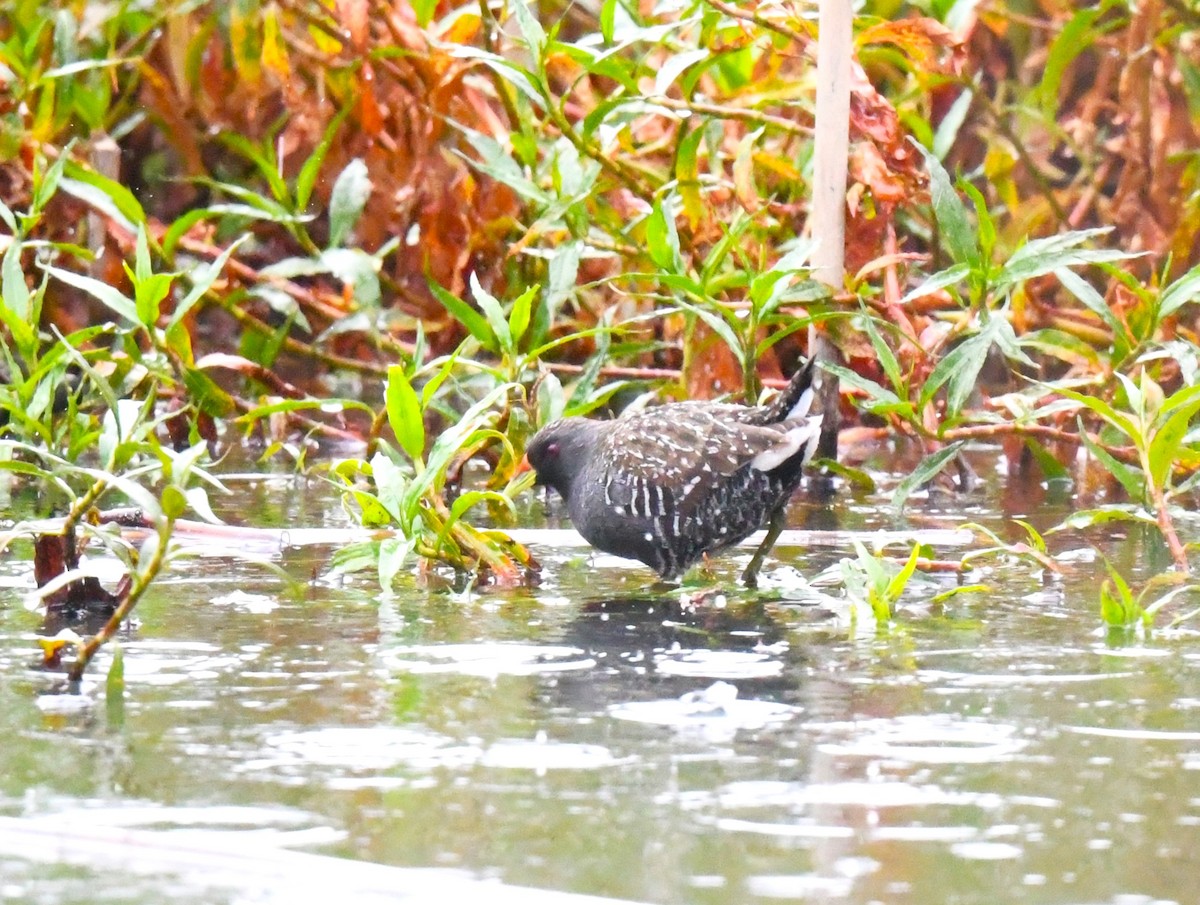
[546, 441, 560, 458]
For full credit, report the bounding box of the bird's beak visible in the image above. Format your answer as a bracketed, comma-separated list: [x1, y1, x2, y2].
[515, 454, 532, 475]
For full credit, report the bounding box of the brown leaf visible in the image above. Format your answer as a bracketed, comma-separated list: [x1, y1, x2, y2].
[337, 0, 370, 51]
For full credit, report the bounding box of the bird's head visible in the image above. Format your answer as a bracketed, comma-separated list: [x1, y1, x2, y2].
[523, 418, 603, 503]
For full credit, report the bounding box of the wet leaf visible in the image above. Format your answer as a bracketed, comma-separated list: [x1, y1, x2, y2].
[1053, 506, 1157, 532]
[915, 143, 980, 271]
[1158, 262, 1200, 319]
[429, 279, 498, 353]
[861, 314, 904, 395]
[386, 365, 426, 465]
[61, 163, 146, 228]
[378, 535, 414, 587]
[821, 361, 907, 412]
[892, 442, 965, 511]
[508, 284, 537, 346]
[537, 371, 565, 426]
[45, 265, 139, 326]
[645, 198, 681, 273]
[1147, 383, 1200, 491]
[328, 158, 372, 248]
[170, 236, 249, 332]
[997, 228, 1135, 289]
[470, 273, 513, 356]
[1078, 426, 1145, 501]
[900, 263, 970, 305]
[162, 485, 187, 520]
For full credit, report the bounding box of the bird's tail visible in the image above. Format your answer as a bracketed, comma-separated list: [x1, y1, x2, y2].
[757, 356, 817, 424]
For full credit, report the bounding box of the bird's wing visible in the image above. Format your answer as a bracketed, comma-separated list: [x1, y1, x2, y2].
[596, 404, 814, 518]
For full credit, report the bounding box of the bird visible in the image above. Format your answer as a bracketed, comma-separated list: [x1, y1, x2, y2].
[523, 358, 823, 583]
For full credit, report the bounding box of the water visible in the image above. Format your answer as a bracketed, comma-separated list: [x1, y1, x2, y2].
[2, 459, 1199, 905]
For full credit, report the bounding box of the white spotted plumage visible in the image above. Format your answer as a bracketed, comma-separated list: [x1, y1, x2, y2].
[525, 358, 820, 580]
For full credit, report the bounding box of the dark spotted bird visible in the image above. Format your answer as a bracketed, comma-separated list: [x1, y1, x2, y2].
[524, 358, 822, 583]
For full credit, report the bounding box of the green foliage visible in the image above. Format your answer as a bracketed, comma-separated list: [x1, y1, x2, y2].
[838, 542, 922, 623]
[5, 0, 1200, 640]
[1045, 367, 1200, 566]
[1097, 559, 1200, 634]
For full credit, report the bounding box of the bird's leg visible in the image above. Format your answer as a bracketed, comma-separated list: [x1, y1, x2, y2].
[742, 506, 786, 586]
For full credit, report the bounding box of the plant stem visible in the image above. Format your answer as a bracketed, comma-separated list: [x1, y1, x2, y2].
[1146, 469, 1189, 571]
[67, 516, 175, 684]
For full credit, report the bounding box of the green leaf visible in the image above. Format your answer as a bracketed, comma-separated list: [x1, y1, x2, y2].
[1023, 438, 1071, 483]
[161, 484, 188, 520]
[1100, 580, 1128, 628]
[31, 141, 73, 216]
[371, 451, 413, 528]
[436, 489, 515, 552]
[546, 240, 582, 316]
[675, 124, 705, 225]
[61, 161, 146, 227]
[45, 265, 139, 325]
[1013, 518, 1048, 553]
[470, 273, 513, 355]
[892, 442, 965, 511]
[296, 108, 350, 209]
[1099, 556, 1137, 614]
[1053, 384, 1140, 444]
[918, 325, 992, 416]
[962, 181, 995, 262]
[680, 298, 745, 372]
[932, 89, 972, 160]
[134, 224, 153, 282]
[996, 228, 1136, 290]
[930, 584, 991, 604]
[1, 239, 36, 350]
[407, 384, 510, 509]
[1039, 4, 1105, 118]
[1147, 383, 1200, 491]
[328, 158, 372, 248]
[508, 284, 537, 345]
[169, 235, 249, 332]
[442, 47, 546, 111]
[184, 486, 223, 525]
[1054, 267, 1130, 345]
[883, 544, 921, 606]
[183, 367, 237, 418]
[328, 539, 386, 575]
[900, 262, 971, 305]
[1158, 262, 1200, 319]
[820, 361, 907, 411]
[1078, 420, 1145, 500]
[378, 535, 415, 587]
[419, 346, 464, 408]
[411, 0, 438, 27]
[510, 0, 547, 56]
[133, 271, 172, 328]
[386, 365, 426, 464]
[654, 47, 709, 96]
[537, 371, 565, 425]
[220, 133, 290, 204]
[861, 313, 905, 395]
[915, 143, 980, 270]
[429, 278, 497, 353]
[810, 458, 876, 492]
[645, 198, 681, 272]
[599, 0, 617, 42]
